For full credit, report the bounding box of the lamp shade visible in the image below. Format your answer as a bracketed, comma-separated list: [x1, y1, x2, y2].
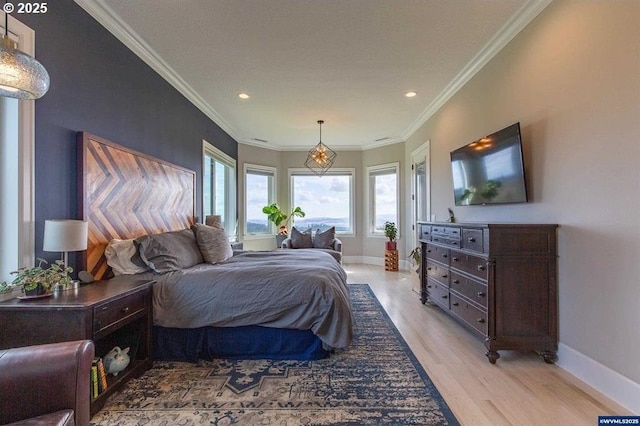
[0, 35, 50, 99]
[43, 220, 88, 252]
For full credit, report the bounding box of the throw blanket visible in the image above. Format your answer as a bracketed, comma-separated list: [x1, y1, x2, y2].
[151, 250, 353, 349]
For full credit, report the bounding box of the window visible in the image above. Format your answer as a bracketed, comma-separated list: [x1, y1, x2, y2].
[203, 141, 236, 238]
[367, 163, 399, 236]
[244, 164, 276, 236]
[289, 168, 355, 235]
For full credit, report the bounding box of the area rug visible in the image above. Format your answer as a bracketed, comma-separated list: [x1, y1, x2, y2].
[90, 284, 459, 425]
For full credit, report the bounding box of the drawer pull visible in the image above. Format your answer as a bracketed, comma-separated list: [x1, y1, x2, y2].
[452, 302, 459, 306]
[427, 284, 432, 288]
[477, 265, 485, 271]
[452, 279, 460, 284]
[468, 237, 476, 242]
[441, 274, 448, 278]
[452, 257, 459, 262]
[477, 318, 485, 324]
[121, 306, 130, 314]
[477, 291, 485, 298]
[442, 253, 448, 258]
[442, 295, 448, 299]
[427, 267, 432, 271]
[426, 249, 432, 253]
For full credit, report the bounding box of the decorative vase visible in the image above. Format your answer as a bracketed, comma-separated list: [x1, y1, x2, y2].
[385, 241, 397, 251]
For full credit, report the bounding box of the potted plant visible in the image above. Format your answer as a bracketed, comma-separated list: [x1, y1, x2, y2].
[408, 246, 421, 274]
[1, 258, 73, 297]
[384, 221, 398, 250]
[262, 203, 306, 246]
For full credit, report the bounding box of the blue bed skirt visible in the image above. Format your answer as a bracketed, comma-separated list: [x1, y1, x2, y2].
[153, 325, 329, 362]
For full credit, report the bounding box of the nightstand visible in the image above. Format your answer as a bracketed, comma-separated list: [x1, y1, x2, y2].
[0, 276, 154, 416]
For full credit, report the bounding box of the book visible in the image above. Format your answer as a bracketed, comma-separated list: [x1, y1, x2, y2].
[90, 363, 99, 400]
[96, 357, 108, 393]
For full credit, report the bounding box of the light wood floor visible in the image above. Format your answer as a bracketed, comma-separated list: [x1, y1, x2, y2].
[344, 263, 630, 426]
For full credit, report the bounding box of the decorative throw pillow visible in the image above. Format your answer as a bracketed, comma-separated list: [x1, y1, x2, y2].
[313, 226, 336, 249]
[290, 226, 313, 248]
[104, 238, 149, 275]
[135, 229, 203, 273]
[192, 223, 233, 264]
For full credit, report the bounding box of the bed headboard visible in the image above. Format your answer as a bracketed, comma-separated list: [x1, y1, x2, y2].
[78, 132, 196, 280]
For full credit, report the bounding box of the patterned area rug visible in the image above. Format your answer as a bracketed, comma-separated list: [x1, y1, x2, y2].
[90, 284, 459, 425]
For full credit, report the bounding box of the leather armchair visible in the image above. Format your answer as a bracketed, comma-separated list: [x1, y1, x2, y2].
[0, 340, 94, 426]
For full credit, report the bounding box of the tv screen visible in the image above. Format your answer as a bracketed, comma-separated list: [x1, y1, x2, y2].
[451, 122, 527, 206]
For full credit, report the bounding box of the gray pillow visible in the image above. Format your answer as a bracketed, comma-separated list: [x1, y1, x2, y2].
[192, 223, 233, 264]
[290, 226, 313, 248]
[313, 226, 336, 249]
[135, 229, 203, 273]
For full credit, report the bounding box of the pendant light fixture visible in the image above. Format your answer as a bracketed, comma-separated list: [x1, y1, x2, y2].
[0, 7, 50, 99]
[305, 120, 337, 177]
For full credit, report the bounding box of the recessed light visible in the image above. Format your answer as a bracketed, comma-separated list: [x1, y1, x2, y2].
[238, 93, 250, 99]
[405, 91, 417, 98]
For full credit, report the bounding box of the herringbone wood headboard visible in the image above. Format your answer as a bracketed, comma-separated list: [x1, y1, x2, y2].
[78, 132, 196, 280]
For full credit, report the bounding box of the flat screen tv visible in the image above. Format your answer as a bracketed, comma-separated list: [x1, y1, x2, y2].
[451, 122, 528, 206]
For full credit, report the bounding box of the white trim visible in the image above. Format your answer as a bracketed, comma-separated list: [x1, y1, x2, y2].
[557, 343, 640, 414]
[402, 0, 553, 139]
[243, 163, 277, 236]
[365, 162, 400, 238]
[1, 14, 36, 269]
[409, 142, 430, 256]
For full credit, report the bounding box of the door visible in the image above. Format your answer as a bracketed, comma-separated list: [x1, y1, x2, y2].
[410, 142, 430, 294]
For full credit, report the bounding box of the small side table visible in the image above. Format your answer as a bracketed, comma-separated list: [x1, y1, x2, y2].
[0, 276, 154, 416]
[385, 249, 399, 271]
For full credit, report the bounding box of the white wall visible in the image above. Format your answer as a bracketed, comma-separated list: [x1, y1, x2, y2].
[404, 0, 640, 412]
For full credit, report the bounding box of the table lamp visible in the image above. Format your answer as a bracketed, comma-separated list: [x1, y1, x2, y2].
[43, 219, 88, 267]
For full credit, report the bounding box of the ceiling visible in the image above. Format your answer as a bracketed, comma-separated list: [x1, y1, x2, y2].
[76, 0, 550, 150]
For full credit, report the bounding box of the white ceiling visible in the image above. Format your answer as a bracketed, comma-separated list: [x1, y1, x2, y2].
[76, 0, 550, 150]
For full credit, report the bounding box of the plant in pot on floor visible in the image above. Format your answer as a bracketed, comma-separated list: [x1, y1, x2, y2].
[384, 221, 398, 251]
[408, 246, 421, 274]
[1, 258, 73, 297]
[262, 203, 306, 247]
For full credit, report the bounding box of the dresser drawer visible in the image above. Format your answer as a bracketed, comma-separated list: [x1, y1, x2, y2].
[425, 261, 450, 286]
[451, 250, 488, 280]
[418, 224, 431, 241]
[462, 228, 484, 253]
[94, 291, 146, 336]
[427, 280, 450, 310]
[450, 293, 487, 336]
[450, 271, 488, 308]
[424, 244, 450, 265]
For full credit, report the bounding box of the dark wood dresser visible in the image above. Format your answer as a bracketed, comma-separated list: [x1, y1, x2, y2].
[0, 277, 154, 416]
[417, 221, 558, 364]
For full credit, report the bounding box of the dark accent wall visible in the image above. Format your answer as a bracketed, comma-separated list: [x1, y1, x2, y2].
[19, 0, 237, 271]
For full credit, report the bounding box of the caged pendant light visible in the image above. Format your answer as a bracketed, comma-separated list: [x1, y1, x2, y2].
[305, 120, 337, 177]
[0, 7, 50, 99]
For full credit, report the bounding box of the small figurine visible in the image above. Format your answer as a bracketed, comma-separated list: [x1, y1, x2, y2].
[103, 346, 130, 376]
[447, 208, 455, 223]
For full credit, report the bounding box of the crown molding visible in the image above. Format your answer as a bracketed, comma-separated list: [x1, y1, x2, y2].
[402, 0, 553, 140]
[73, 0, 239, 141]
[237, 136, 404, 152]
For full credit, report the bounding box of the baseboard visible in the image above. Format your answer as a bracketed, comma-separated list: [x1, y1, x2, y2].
[557, 343, 639, 414]
[345, 256, 412, 271]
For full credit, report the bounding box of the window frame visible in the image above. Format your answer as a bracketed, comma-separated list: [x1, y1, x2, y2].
[366, 162, 400, 238]
[202, 140, 237, 239]
[243, 163, 277, 238]
[288, 168, 356, 236]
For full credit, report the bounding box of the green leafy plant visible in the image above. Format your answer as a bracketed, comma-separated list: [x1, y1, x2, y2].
[408, 246, 421, 265]
[383, 221, 398, 242]
[262, 203, 306, 235]
[1, 258, 73, 294]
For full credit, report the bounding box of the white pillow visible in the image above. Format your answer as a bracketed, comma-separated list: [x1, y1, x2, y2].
[104, 239, 149, 275]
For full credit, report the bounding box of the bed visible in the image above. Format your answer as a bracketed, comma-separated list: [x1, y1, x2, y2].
[78, 132, 353, 361]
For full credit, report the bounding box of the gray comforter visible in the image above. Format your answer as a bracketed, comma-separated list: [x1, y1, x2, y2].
[150, 249, 353, 350]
